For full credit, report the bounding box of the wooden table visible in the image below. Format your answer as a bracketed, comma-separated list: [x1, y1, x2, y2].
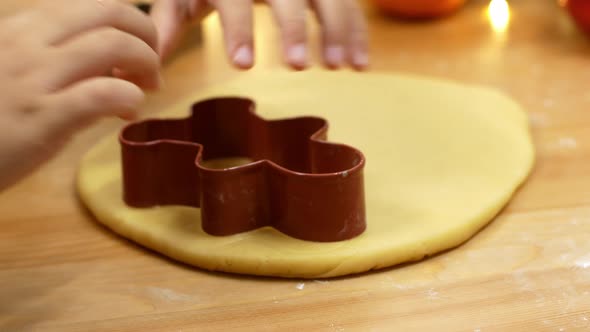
[2, 0, 590, 331]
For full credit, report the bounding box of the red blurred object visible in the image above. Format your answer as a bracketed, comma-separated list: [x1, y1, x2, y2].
[371, 0, 466, 19]
[564, 0, 590, 35]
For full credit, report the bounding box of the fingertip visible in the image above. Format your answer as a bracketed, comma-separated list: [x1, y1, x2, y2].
[118, 108, 140, 121]
[155, 30, 178, 62]
[114, 85, 144, 120]
[232, 45, 254, 69]
[324, 45, 344, 69]
[114, 88, 143, 120]
[286, 43, 308, 70]
[126, 83, 146, 105]
[214, 0, 254, 69]
[351, 51, 369, 70]
[113, 79, 146, 110]
[144, 72, 164, 91]
[113, 69, 163, 91]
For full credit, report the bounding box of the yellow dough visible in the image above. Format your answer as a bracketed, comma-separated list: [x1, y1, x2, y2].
[77, 70, 534, 278]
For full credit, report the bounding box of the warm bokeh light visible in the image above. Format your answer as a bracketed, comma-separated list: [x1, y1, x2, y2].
[487, 0, 511, 33]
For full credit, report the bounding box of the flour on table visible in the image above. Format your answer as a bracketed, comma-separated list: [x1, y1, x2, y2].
[426, 288, 439, 300]
[528, 112, 549, 127]
[557, 137, 578, 149]
[543, 98, 555, 108]
[313, 280, 329, 285]
[146, 286, 195, 302]
[574, 253, 590, 269]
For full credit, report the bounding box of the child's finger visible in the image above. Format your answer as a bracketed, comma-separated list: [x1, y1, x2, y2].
[266, 0, 308, 69]
[344, 0, 369, 70]
[310, 0, 347, 69]
[48, 28, 161, 91]
[39, 78, 145, 134]
[37, 0, 158, 51]
[211, 0, 254, 69]
[150, 0, 190, 60]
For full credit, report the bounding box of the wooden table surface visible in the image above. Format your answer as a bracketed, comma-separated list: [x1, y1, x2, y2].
[2, 0, 590, 331]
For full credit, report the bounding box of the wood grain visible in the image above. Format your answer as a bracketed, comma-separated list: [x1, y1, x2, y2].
[2, 0, 590, 331]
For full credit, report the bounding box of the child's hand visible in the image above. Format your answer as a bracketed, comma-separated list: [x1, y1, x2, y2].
[0, 0, 160, 190]
[150, 0, 368, 70]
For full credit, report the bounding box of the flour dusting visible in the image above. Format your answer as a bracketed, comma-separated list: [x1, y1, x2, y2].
[543, 98, 555, 108]
[528, 112, 549, 126]
[575, 254, 590, 269]
[558, 137, 578, 149]
[296, 283, 305, 290]
[146, 287, 195, 302]
[512, 270, 534, 291]
[426, 288, 439, 300]
[329, 322, 345, 331]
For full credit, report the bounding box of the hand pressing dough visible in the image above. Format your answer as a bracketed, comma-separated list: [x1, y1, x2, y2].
[77, 70, 534, 278]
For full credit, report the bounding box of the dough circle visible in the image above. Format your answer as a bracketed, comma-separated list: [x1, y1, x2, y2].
[77, 71, 534, 278]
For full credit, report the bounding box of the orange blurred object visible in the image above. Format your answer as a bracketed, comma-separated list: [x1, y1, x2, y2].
[563, 0, 590, 36]
[371, 0, 467, 19]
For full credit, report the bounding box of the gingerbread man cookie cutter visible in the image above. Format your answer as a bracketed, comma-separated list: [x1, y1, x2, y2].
[119, 97, 366, 242]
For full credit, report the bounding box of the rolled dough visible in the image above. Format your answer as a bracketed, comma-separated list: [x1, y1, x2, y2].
[76, 70, 534, 278]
